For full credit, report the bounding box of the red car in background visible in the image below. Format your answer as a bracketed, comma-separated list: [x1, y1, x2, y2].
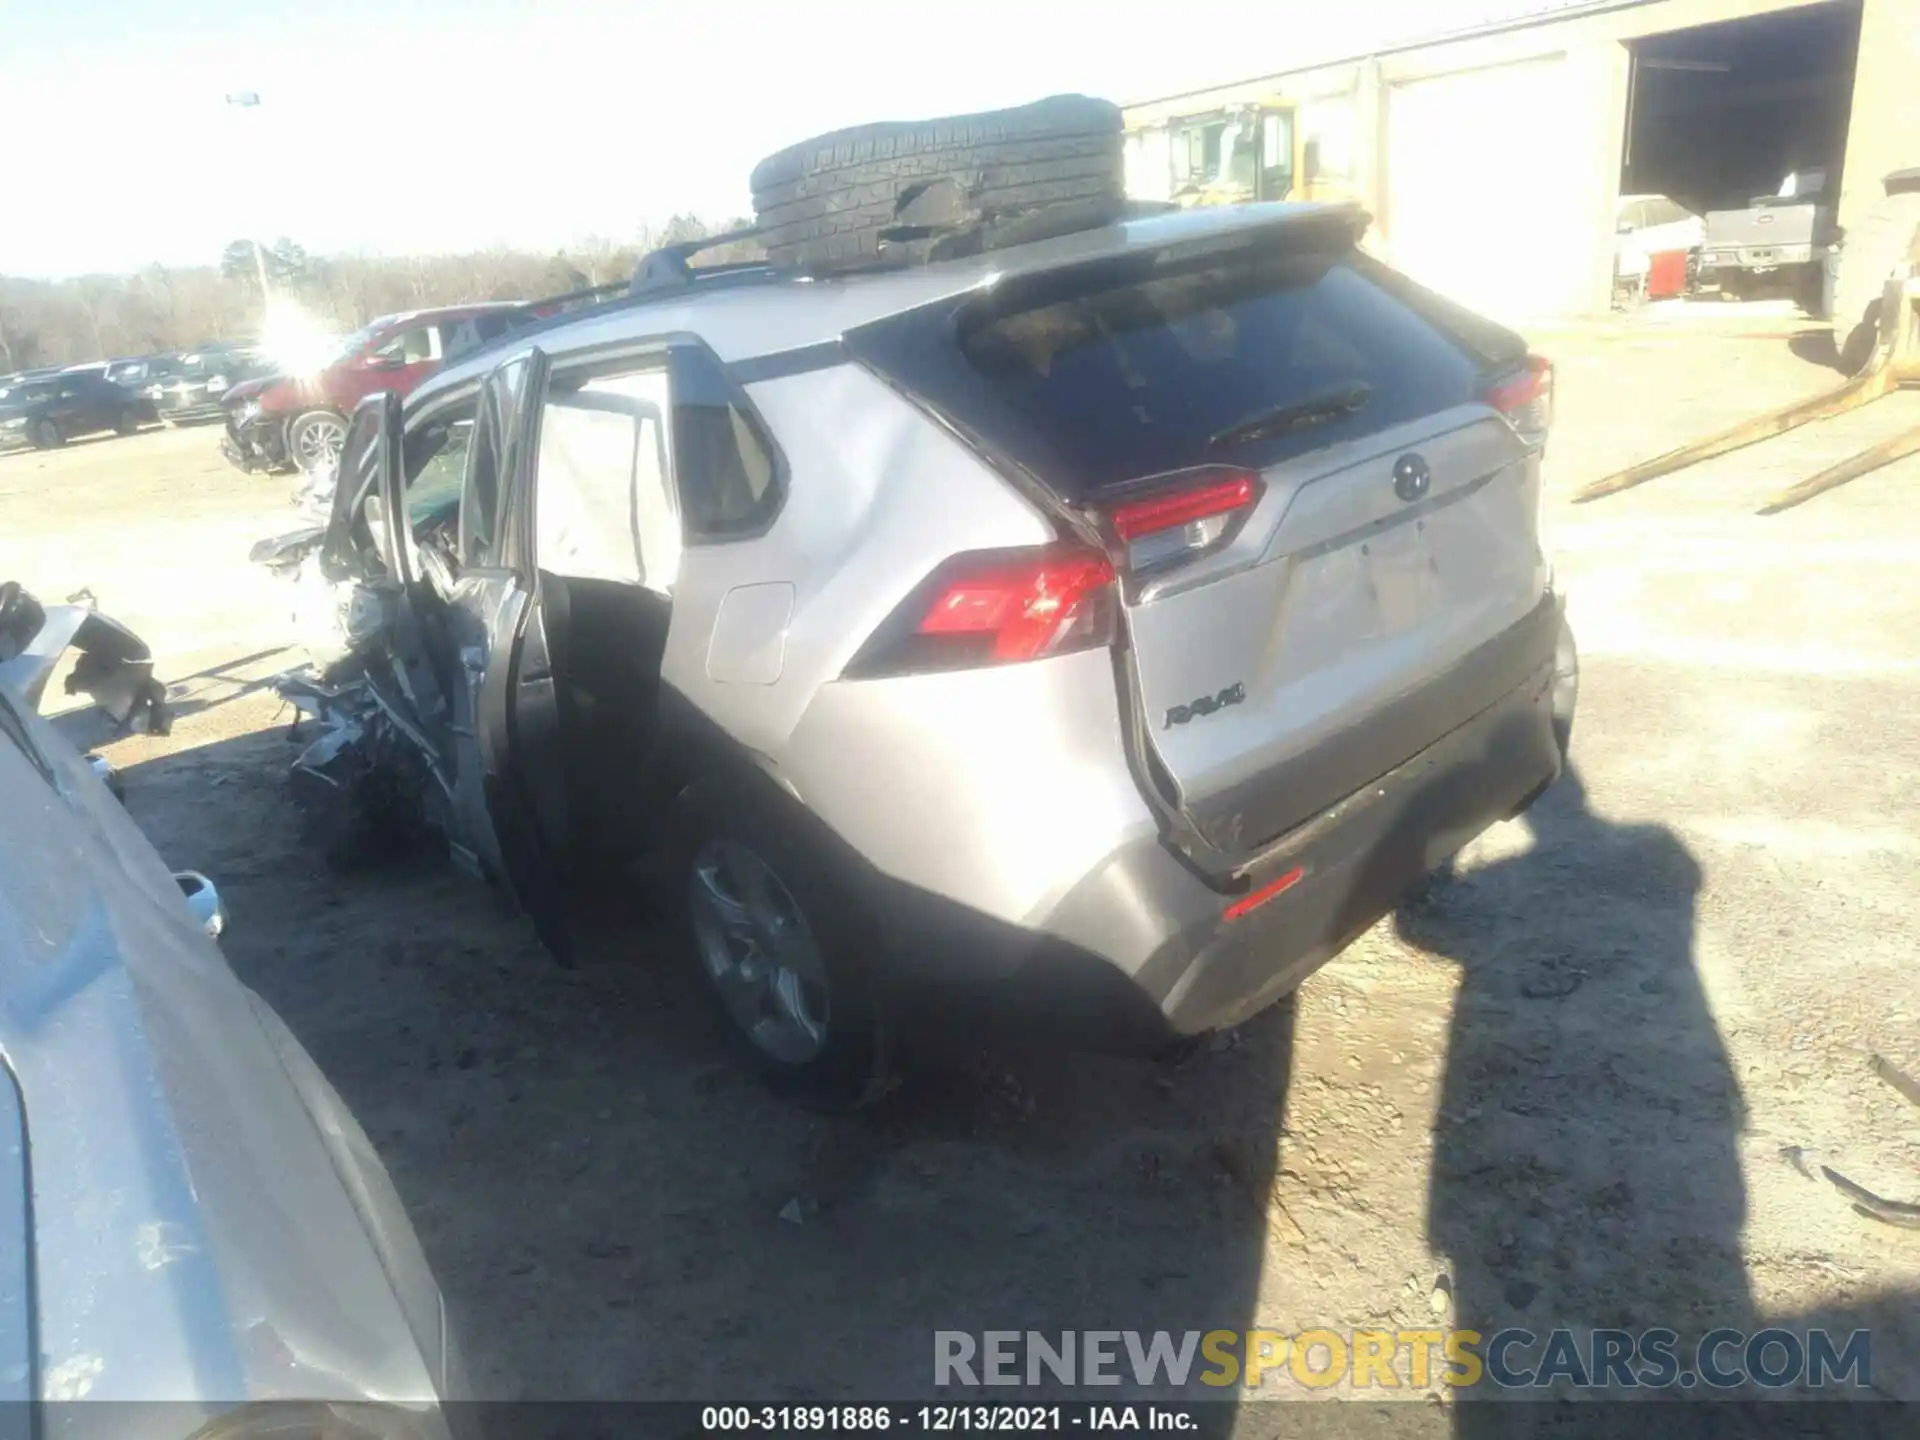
[221, 302, 531, 474]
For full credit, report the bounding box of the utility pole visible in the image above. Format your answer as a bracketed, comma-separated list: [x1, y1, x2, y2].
[224, 91, 272, 301]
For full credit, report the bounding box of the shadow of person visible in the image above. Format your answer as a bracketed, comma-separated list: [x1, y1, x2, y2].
[1400, 764, 1753, 1421]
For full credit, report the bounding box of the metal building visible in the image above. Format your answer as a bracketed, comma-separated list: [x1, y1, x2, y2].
[1120, 0, 1915, 323]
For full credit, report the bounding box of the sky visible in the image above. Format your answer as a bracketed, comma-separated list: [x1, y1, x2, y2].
[0, 0, 1569, 278]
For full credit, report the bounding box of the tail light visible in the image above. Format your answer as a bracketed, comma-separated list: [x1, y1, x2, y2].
[844, 543, 1117, 678]
[1103, 466, 1264, 575]
[1486, 354, 1553, 439]
[844, 470, 1263, 679]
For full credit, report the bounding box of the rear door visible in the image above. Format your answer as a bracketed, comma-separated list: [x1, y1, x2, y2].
[856, 223, 1556, 863]
[441, 347, 574, 959]
[53, 378, 94, 433]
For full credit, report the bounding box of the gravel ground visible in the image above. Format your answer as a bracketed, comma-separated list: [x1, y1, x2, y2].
[2, 324, 1916, 1425]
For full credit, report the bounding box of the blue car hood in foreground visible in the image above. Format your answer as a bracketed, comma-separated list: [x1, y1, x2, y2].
[0, 657, 455, 1426]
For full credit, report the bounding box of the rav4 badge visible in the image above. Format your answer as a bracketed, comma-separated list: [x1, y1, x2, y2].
[1165, 681, 1247, 730]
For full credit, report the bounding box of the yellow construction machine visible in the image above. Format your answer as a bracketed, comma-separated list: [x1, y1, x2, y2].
[1124, 98, 1353, 211]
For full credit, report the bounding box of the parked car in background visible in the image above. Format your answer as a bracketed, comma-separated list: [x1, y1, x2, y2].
[146, 345, 277, 426]
[0, 582, 464, 1420]
[222, 302, 531, 475]
[1614, 193, 1704, 276]
[0, 371, 156, 452]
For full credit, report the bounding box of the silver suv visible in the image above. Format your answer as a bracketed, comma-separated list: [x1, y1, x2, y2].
[270, 201, 1576, 1107]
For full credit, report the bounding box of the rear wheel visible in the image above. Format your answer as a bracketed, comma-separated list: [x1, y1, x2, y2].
[285, 409, 347, 473]
[114, 408, 141, 436]
[678, 787, 891, 1110]
[29, 418, 62, 450]
[750, 95, 1126, 275]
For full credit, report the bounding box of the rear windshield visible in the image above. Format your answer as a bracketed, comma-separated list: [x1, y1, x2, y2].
[859, 238, 1522, 497]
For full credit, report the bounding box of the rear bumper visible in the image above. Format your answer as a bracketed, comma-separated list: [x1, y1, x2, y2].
[1700, 244, 1815, 273]
[875, 607, 1573, 1052]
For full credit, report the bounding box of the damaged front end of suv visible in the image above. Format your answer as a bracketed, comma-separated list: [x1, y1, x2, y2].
[249, 414, 454, 867]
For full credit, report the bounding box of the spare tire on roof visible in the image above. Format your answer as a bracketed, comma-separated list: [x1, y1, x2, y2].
[749, 94, 1127, 275]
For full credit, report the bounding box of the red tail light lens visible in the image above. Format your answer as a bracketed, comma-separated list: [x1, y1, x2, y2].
[845, 543, 1118, 678]
[1486, 354, 1553, 436]
[1105, 467, 1263, 574]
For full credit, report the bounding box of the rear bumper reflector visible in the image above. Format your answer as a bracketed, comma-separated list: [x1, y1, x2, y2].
[1223, 864, 1306, 922]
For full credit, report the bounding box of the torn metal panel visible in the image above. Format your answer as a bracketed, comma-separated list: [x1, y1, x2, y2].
[0, 582, 169, 733]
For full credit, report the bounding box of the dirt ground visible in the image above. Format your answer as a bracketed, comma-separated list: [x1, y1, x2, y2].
[3, 322, 1918, 1420]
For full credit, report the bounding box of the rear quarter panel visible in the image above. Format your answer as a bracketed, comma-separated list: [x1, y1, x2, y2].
[664, 363, 1057, 755]
[665, 363, 1158, 922]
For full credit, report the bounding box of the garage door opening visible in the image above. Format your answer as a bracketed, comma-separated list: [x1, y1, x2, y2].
[1619, 1, 1861, 304]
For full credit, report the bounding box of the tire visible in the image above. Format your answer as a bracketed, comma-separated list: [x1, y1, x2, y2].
[29, 418, 62, 450]
[1832, 189, 1920, 374]
[675, 783, 892, 1110]
[114, 408, 141, 436]
[1551, 614, 1578, 762]
[749, 94, 1125, 275]
[285, 409, 347, 473]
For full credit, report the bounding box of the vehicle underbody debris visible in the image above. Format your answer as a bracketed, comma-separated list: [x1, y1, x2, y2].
[0, 580, 170, 731]
[1575, 257, 1920, 515]
[248, 524, 451, 868]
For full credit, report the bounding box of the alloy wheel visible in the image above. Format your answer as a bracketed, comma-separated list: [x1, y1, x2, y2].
[293, 414, 346, 471]
[688, 839, 831, 1065]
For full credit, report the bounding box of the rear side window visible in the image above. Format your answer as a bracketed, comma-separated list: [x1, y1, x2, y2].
[669, 347, 781, 540]
[858, 237, 1519, 498]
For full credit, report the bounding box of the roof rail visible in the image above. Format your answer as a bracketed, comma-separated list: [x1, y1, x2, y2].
[630, 226, 767, 296]
[526, 278, 632, 316]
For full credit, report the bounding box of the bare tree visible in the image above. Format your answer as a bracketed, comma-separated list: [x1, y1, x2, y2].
[0, 215, 744, 368]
